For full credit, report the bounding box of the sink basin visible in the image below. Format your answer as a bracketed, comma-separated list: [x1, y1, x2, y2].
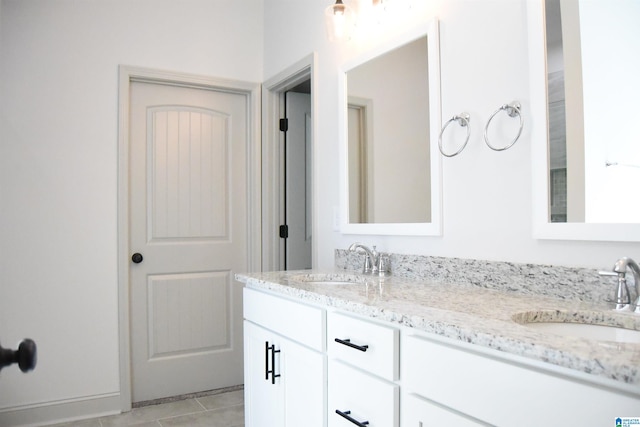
[305, 281, 358, 285]
[524, 322, 640, 344]
[288, 273, 369, 286]
[513, 310, 640, 344]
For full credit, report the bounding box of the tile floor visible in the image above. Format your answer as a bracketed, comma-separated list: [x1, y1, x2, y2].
[50, 389, 244, 427]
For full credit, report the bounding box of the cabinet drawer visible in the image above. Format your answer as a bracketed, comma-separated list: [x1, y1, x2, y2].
[328, 311, 399, 380]
[402, 393, 487, 426]
[403, 333, 640, 426]
[243, 288, 325, 351]
[328, 360, 399, 427]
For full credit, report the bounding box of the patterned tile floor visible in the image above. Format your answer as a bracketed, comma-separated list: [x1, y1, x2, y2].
[49, 389, 244, 427]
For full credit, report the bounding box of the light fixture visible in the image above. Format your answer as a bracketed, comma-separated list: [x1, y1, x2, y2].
[325, 0, 355, 42]
[324, 0, 411, 42]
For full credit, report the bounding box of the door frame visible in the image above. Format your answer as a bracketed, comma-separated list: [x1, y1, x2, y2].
[262, 54, 317, 271]
[117, 65, 261, 411]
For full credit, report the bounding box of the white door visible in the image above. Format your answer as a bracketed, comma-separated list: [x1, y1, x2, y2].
[285, 92, 312, 270]
[129, 80, 248, 402]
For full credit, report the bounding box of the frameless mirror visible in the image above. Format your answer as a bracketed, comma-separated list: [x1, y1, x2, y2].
[339, 19, 442, 236]
[529, 0, 640, 240]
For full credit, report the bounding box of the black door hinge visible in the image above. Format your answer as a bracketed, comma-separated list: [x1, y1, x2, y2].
[279, 225, 289, 239]
[279, 118, 288, 132]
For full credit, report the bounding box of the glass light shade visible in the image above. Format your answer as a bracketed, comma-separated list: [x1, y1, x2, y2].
[325, 0, 356, 42]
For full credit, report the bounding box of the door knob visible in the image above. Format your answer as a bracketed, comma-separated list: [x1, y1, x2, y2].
[131, 253, 144, 264]
[0, 339, 37, 372]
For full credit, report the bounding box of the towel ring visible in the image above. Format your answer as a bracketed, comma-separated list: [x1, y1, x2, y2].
[438, 113, 471, 157]
[484, 102, 523, 151]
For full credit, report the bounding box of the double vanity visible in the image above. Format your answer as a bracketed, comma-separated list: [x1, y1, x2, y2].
[238, 250, 640, 426]
[237, 1, 640, 424]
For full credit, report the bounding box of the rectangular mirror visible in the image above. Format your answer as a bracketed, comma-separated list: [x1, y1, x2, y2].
[339, 18, 442, 236]
[529, 0, 640, 240]
[545, 0, 640, 223]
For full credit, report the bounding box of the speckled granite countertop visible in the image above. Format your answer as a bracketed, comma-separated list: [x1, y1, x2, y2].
[236, 269, 640, 390]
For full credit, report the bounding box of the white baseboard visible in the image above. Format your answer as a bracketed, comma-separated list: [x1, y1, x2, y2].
[0, 393, 121, 427]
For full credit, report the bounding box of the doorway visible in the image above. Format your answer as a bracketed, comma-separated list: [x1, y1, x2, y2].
[262, 55, 316, 272]
[283, 88, 312, 270]
[118, 66, 261, 409]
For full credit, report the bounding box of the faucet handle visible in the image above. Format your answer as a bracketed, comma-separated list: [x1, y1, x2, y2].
[377, 255, 390, 277]
[599, 270, 632, 310]
[362, 254, 373, 274]
[615, 275, 632, 310]
[598, 270, 618, 277]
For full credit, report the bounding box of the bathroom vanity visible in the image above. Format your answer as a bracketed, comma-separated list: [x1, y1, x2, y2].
[238, 262, 640, 426]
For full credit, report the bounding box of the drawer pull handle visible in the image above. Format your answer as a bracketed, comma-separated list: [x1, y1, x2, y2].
[264, 341, 269, 380]
[335, 338, 369, 352]
[264, 341, 281, 384]
[336, 409, 369, 426]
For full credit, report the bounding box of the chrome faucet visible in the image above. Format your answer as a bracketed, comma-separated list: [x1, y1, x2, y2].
[600, 257, 640, 313]
[348, 243, 378, 274]
[348, 243, 390, 276]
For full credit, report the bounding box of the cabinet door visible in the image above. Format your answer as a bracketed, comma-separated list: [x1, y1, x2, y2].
[402, 393, 486, 426]
[282, 336, 325, 427]
[244, 321, 284, 427]
[245, 320, 326, 427]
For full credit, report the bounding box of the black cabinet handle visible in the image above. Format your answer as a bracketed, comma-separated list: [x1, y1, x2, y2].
[335, 338, 369, 352]
[336, 409, 369, 426]
[270, 344, 281, 384]
[131, 253, 144, 264]
[264, 341, 281, 384]
[264, 341, 269, 381]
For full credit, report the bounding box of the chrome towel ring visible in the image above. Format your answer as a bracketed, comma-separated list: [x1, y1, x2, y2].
[438, 113, 470, 157]
[484, 102, 523, 151]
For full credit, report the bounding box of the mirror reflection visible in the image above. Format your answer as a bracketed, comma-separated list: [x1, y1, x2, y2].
[545, 0, 640, 223]
[347, 36, 431, 224]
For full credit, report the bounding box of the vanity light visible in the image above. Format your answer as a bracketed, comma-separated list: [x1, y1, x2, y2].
[325, 0, 409, 42]
[325, 0, 356, 42]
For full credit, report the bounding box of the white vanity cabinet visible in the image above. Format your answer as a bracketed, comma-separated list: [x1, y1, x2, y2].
[243, 288, 326, 427]
[402, 331, 640, 426]
[240, 275, 640, 427]
[327, 311, 400, 427]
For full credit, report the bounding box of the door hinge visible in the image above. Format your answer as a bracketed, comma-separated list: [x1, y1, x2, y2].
[279, 224, 289, 239]
[279, 118, 288, 132]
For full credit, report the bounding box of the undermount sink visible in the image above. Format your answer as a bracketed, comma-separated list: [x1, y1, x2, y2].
[288, 273, 369, 286]
[513, 310, 640, 344]
[524, 322, 640, 343]
[303, 280, 359, 285]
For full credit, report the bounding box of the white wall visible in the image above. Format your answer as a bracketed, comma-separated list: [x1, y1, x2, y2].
[0, 0, 262, 419]
[263, 0, 640, 270]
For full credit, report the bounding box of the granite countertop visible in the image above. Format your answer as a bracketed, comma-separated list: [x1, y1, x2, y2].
[236, 269, 640, 389]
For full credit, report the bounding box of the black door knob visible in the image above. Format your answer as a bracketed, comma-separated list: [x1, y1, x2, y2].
[131, 253, 144, 264]
[0, 339, 37, 372]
